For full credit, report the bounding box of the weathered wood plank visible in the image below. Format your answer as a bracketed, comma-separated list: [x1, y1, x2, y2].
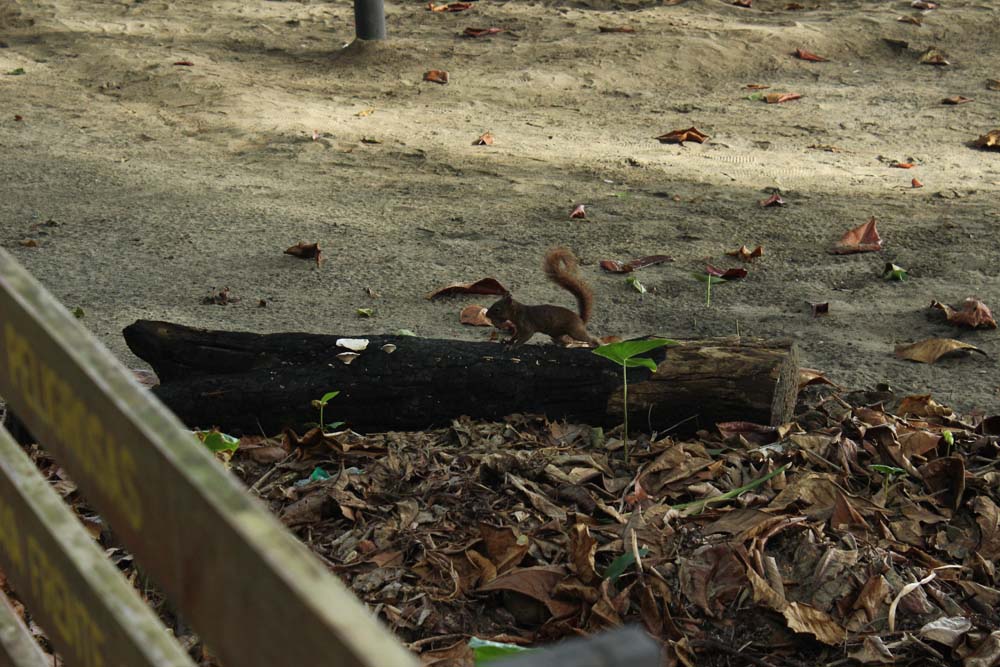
[0, 427, 193, 667]
[0, 586, 49, 667]
[0, 250, 418, 667]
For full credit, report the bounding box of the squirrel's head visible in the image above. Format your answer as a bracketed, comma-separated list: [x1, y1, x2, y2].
[485, 292, 514, 326]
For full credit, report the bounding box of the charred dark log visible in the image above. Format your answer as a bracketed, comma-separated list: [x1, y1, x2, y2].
[123, 320, 799, 435]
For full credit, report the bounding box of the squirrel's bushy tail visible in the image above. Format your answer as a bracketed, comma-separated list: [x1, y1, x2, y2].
[543, 247, 593, 323]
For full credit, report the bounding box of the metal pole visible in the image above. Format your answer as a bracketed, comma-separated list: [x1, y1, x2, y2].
[354, 0, 386, 40]
[495, 626, 662, 667]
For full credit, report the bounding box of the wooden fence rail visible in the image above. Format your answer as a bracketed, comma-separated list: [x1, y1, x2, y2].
[0, 249, 661, 667]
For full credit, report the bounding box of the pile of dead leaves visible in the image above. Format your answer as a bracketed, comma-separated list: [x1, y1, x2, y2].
[223, 386, 1000, 667]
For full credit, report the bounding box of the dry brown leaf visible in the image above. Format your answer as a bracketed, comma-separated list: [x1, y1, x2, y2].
[568, 524, 599, 584]
[18, 238, 38, 247]
[570, 204, 586, 219]
[746, 84, 770, 90]
[919, 48, 950, 66]
[829, 217, 883, 254]
[284, 241, 323, 267]
[599, 255, 673, 272]
[942, 96, 974, 105]
[898, 15, 923, 25]
[898, 394, 953, 418]
[912, 178, 923, 188]
[797, 367, 837, 389]
[764, 92, 802, 104]
[460, 304, 492, 326]
[423, 70, 450, 84]
[894, 338, 987, 364]
[793, 48, 828, 62]
[988, 79, 1000, 91]
[783, 602, 848, 645]
[426, 278, 508, 300]
[930, 298, 998, 329]
[759, 193, 785, 206]
[463, 27, 504, 37]
[726, 244, 764, 261]
[598, 25, 635, 33]
[656, 127, 709, 144]
[473, 131, 494, 145]
[974, 129, 1000, 150]
[478, 566, 577, 619]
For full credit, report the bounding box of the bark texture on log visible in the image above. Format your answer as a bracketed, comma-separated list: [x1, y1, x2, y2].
[123, 320, 798, 435]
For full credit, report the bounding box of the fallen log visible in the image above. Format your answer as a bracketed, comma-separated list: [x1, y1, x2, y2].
[122, 320, 799, 435]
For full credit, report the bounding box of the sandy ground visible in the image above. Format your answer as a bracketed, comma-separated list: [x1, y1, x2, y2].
[1, 0, 999, 414]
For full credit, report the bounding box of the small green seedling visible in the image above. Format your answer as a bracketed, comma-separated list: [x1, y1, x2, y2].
[469, 637, 535, 664]
[883, 263, 908, 281]
[870, 464, 906, 496]
[7, 68, 25, 76]
[311, 390, 345, 432]
[593, 339, 676, 460]
[671, 464, 788, 513]
[626, 275, 646, 293]
[942, 430, 954, 456]
[196, 430, 240, 454]
[604, 546, 650, 584]
[692, 272, 727, 306]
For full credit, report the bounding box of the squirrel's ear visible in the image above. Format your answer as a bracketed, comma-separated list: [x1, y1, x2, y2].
[502, 292, 513, 301]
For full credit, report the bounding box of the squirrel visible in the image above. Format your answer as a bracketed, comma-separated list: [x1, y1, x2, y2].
[486, 247, 600, 346]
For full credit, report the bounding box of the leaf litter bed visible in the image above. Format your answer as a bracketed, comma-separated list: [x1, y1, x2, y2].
[12, 383, 1000, 667]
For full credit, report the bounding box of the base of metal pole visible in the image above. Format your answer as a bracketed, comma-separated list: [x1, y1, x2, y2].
[354, 0, 386, 41]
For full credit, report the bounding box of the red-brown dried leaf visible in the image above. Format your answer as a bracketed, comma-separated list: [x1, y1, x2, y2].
[942, 96, 974, 105]
[785, 2, 805, 8]
[656, 127, 709, 144]
[898, 15, 922, 25]
[284, 241, 323, 267]
[599, 255, 673, 273]
[912, 178, 923, 188]
[930, 298, 998, 329]
[764, 92, 802, 104]
[705, 265, 747, 280]
[460, 304, 493, 326]
[759, 193, 785, 207]
[746, 84, 769, 90]
[891, 161, 916, 169]
[173, 60, 194, 66]
[473, 131, 494, 145]
[793, 48, 828, 62]
[726, 245, 763, 261]
[423, 70, 450, 84]
[464, 27, 504, 37]
[570, 204, 587, 219]
[919, 48, 949, 66]
[732, 0, 751, 7]
[427, 278, 509, 300]
[829, 217, 883, 254]
[598, 25, 635, 33]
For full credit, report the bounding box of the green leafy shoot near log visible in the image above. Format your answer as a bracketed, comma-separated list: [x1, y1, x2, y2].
[311, 390, 345, 433]
[593, 339, 676, 460]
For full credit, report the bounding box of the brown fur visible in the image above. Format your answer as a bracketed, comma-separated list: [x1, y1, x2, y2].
[486, 247, 599, 346]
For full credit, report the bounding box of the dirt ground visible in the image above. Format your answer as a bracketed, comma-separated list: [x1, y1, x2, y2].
[1, 0, 999, 414]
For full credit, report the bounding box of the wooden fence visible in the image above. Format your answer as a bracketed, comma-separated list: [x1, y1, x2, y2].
[0, 249, 660, 666]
